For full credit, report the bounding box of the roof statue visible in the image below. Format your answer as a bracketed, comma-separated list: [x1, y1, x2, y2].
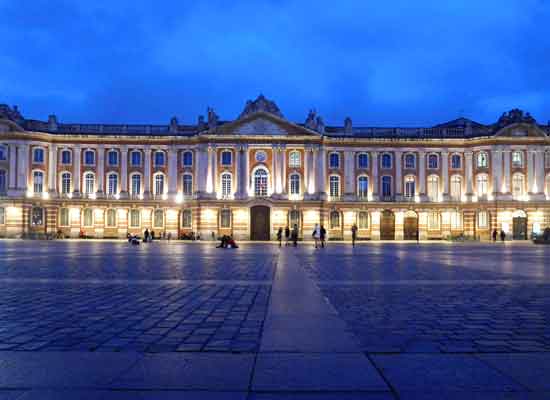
[304, 109, 317, 130]
[239, 94, 283, 119]
[344, 117, 353, 134]
[0, 104, 23, 122]
[496, 108, 536, 128]
[207, 107, 219, 129]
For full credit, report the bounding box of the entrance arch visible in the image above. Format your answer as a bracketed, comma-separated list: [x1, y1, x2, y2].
[403, 210, 418, 240]
[250, 205, 270, 240]
[512, 210, 527, 240]
[380, 210, 395, 240]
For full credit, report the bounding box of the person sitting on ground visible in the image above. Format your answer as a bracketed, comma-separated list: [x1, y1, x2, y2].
[227, 236, 239, 248]
[216, 235, 229, 248]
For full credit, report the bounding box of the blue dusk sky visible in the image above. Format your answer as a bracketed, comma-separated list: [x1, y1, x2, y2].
[1, 0, 549, 127]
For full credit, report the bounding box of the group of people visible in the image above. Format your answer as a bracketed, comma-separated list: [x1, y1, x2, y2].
[492, 229, 507, 242]
[276, 224, 300, 247]
[216, 235, 239, 248]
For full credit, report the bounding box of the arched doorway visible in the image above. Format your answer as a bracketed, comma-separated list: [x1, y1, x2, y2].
[250, 205, 270, 240]
[403, 210, 418, 240]
[380, 210, 395, 240]
[512, 210, 527, 240]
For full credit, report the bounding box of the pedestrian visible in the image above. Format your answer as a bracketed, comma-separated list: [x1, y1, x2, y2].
[151, 230, 155, 241]
[320, 225, 327, 248]
[416, 228, 419, 244]
[351, 224, 358, 247]
[277, 227, 283, 247]
[292, 224, 299, 247]
[284, 226, 290, 246]
[312, 223, 321, 249]
[492, 229, 498, 242]
[500, 230, 506, 242]
[144, 228, 150, 243]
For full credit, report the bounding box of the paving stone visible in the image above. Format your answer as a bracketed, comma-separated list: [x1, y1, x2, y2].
[477, 353, 550, 391]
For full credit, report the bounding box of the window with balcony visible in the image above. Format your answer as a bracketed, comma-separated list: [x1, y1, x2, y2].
[381, 153, 392, 169]
[221, 173, 232, 197]
[33, 148, 44, 163]
[451, 154, 461, 169]
[476, 174, 488, 197]
[61, 172, 71, 194]
[329, 153, 340, 169]
[131, 151, 141, 166]
[154, 174, 165, 196]
[357, 153, 369, 169]
[131, 174, 141, 196]
[108, 150, 118, 166]
[357, 176, 369, 199]
[404, 153, 415, 169]
[83, 208, 93, 227]
[182, 151, 193, 167]
[289, 173, 300, 195]
[220, 209, 231, 228]
[130, 209, 140, 227]
[182, 173, 193, 196]
[84, 172, 95, 195]
[221, 151, 232, 166]
[427, 175, 439, 201]
[254, 168, 268, 196]
[61, 150, 71, 164]
[107, 173, 118, 196]
[477, 152, 488, 168]
[84, 150, 95, 165]
[182, 209, 192, 228]
[33, 171, 44, 193]
[329, 175, 340, 198]
[289, 151, 301, 168]
[404, 175, 415, 198]
[450, 175, 462, 200]
[512, 173, 525, 199]
[512, 151, 523, 168]
[428, 154, 439, 169]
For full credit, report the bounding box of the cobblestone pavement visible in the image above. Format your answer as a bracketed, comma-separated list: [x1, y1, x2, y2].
[297, 242, 550, 354]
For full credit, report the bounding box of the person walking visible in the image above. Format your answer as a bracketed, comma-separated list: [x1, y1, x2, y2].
[351, 224, 358, 247]
[416, 228, 419, 244]
[291, 224, 299, 247]
[143, 228, 150, 243]
[276, 227, 283, 247]
[320, 225, 327, 248]
[500, 230, 506, 242]
[312, 223, 321, 249]
[492, 229, 498, 242]
[284, 226, 290, 246]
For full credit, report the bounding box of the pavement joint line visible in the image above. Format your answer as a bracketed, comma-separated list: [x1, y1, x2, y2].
[0, 278, 273, 285]
[315, 279, 550, 285]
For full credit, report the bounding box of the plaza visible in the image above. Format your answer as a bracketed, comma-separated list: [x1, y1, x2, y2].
[0, 240, 550, 399]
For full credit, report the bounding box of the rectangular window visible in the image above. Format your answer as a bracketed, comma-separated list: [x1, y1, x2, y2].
[358, 211, 368, 229]
[450, 212, 462, 230]
[220, 209, 231, 228]
[84, 150, 95, 165]
[131, 151, 141, 166]
[428, 212, 440, 230]
[106, 210, 116, 227]
[477, 211, 488, 229]
[59, 208, 69, 226]
[108, 151, 118, 166]
[83, 209, 93, 227]
[329, 176, 340, 198]
[130, 210, 140, 227]
[221, 151, 232, 166]
[61, 150, 71, 164]
[0, 207, 5, 225]
[182, 210, 192, 228]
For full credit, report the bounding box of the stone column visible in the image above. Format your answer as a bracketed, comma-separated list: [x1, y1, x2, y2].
[244, 146, 250, 195]
[120, 145, 128, 198]
[96, 145, 105, 197]
[235, 146, 242, 198]
[371, 151, 379, 200]
[465, 151, 473, 199]
[394, 150, 402, 200]
[143, 146, 151, 198]
[527, 147, 535, 195]
[16, 144, 29, 192]
[308, 148, 315, 195]
[273, 145, 280, 194]
[195, 145, 207, 196]
[72, 145, 81, 196]
[280, 146, 287, 196]
[344, 150, 355, 200]
[168, 147, 178, 196]
[491, 149, 501, 197]
[8, 144, 17, 192]
[418, 150, 427, 200]
[534, 149, 545, 199]
[441, 151, 449, 201]
[48, 144, 57, 195]
[316, 146, 327, 200]
[502, 150, 511, 196]
[211, 146, 217, 196]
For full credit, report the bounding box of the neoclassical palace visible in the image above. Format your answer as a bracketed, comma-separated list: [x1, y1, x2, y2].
[1, 95, 549, 241]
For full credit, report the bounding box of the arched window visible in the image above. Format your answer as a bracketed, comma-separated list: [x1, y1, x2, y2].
[154, 209, 164, 228]
[220, 209, 231, 228]
[221, 173, 232, 197]
[61, 172, 71, 194]
[59, 208, 69, 227]
[450, 175, 462, 201]
[427, 175, 439, 201]
[450, 211, 462, 230]
[182, 151, 193, 167]
[512, 151, 523, 168]
[131, 150, 142, 166]
[329, 153, 340, 169]
[477, 152, 488, 168]
[404, 153, 415, 169]
[404, 175, 415, 198]
[107, 173, 118, 195]
[129, 209, 140, 227]
[108, 150, 118, 166]
[0, 145, 6, 160]
[84, 150, 95, 165]
[289, 209, 300, 228]
[477, 210, 488, 229]
[289, 151, 301, 168]
[428, 211, 440, 230]
[82, 208, 93, 227]
[84, 172, 95, 195]
[329, 175, 340, 198]
[357, 211, 369, 229]
[61, 149, 71, 164]
[182, 209, 192, 228]
[182, 174, 193, 196]
[428, 154, 439, 169]
[381, 153, 392, 169]
[31, 207, 44, 226]
[289, 173, 301, 195]
[154, 151, 165, 166]
[476, 174, 488, 197]
[0, 170, 6, 193]
[512, 173, 525, 199]
[106, 209, 117, 227]
[254, 169, 268, 196]
[451, 154, 461, 169]
[221, 150, 232, 166]
[33, 171, 44, 193]
[357, 153, 369, 169]
[330, 210, 340, 229]
[33, 148, 44, 163]
[357, 176, 369, 199]
[382, 176, 392, 197]
[131, 174, 141, 196]
[154, 174, 165, 196]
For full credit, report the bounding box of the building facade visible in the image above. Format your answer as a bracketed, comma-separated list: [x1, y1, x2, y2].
[1, 96, 550, 241]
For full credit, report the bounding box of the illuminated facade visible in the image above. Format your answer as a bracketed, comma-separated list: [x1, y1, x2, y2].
[1, 96, 550, 240]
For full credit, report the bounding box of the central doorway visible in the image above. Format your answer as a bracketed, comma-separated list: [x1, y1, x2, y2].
[512, 210, 527, 240]
[403, 210, 418, 240]
[250, 205, 270, 240]
[380, 210, 395, 240]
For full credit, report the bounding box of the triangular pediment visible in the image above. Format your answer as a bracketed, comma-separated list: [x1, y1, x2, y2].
[494, 122, 547, 138]
[214, 112, 320, 136]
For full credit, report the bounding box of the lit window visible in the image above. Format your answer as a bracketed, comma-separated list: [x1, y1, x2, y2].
[61, 172, 71, 194]
[289, 210, 300, 228]
[182, 151, 193, 167]
[382, 176, 392, 197]
[477, 152, 488, 168]
[477, 211, 488, 229]
[404, 154, 415, 169]
[182, 174, 193, 196]
[512, 173, 525, 199]
[428, 154, 438, 169]
[329, 153, 340, 169]
[330, 211, 340, 229]
[84, 150, 95, 165]
[131, 151, 141, 166]
[33, 148, 44, 163]
[404, 176, 415, 198]
[31, 207, 44, 226]
[357, 176, 369, 199]
[450, 175, 462, 201]
[450, 211, 462, 230]
[329, 175, 340, 198]
[357, 153, 369, 169]
[61, 150, 71, 164]
[221, 173, 232, 197]
[154, 151, 165, 166]
[381, 153, 392, 169]
[154, 209, 164, 228]
[512, 151, 523, 168]
[131, 174, 141, 196]
[476, 174, 488, 196]
[108, 150, 118, 166]
[221, 151, 232, 166]
[290, 174, 301, 195]
[289, 151, 301, 168]
[106, 209, 116, 227]
[428, 212, 440, 230]
[220, 209, 231, 228]
[33, 171, 44, 193]
[154, 174, 165, 195]
[254, 169, 268, 196]
[358, 211, 369, 229]
[130, 209, 140, 227]
[107, 174, 118, 195]
[0, 170, 6, 193]
[182, 210, 192, 228]
[83, 208, 93, 227]
[451, 154, 461, 169]
[59, 208, 69, 226]
[84, 172, 95, 194]
[427, 175, 439, 201]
